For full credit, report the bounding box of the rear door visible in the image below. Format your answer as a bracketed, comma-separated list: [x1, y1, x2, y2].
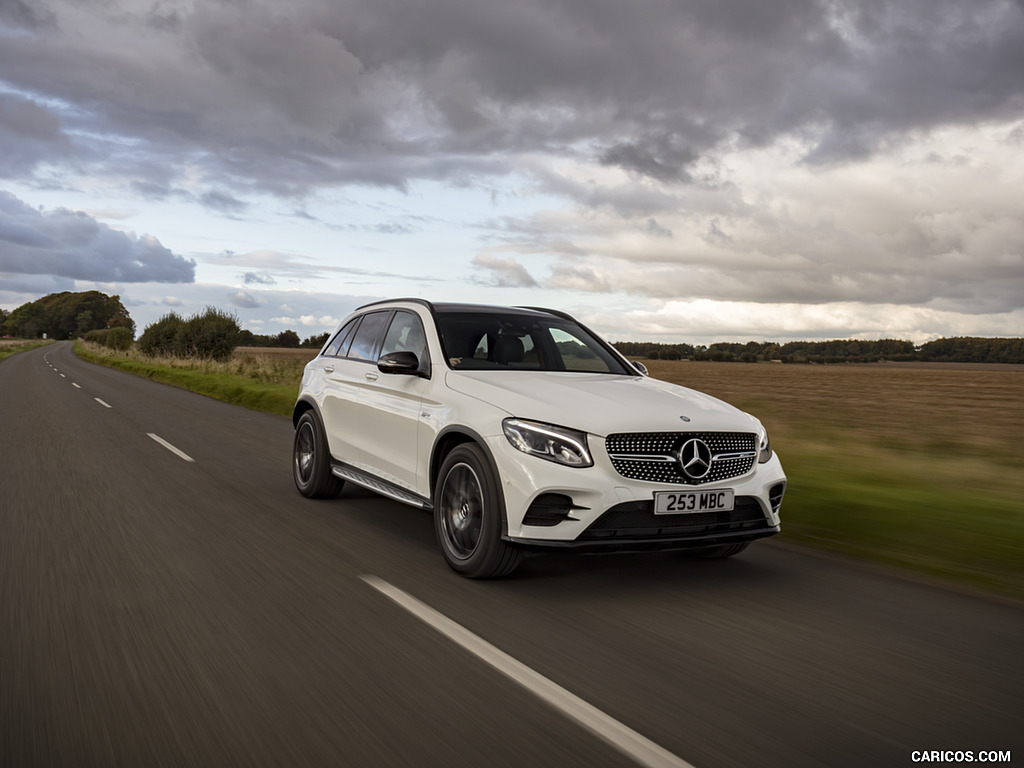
[320, 310, 392, 466]
[349, 310, 431, 493]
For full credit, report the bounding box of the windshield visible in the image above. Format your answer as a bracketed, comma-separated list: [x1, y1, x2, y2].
[435, 311, 633, 375]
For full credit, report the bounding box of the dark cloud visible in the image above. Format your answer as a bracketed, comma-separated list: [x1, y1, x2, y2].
[0, 94, 74, 177]
[600, 137, 697, 183]
[1, 0, 1019, 195]
[0, 0, 57, 30]
[0, 189, 196, 283]
[200, 190, 248, 215]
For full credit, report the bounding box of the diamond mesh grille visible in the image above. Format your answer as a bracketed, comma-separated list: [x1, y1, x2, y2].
[605, 431, 757, 485]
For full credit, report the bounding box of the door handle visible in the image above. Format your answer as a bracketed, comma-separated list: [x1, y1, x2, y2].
[365, 372, 379, 381]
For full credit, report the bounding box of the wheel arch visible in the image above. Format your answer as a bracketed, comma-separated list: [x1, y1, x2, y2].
[430, 426, 510, 535]
[292, 396, 320, 428]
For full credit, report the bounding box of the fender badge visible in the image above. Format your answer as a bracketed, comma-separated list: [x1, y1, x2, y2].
[679, 415, 691, 422]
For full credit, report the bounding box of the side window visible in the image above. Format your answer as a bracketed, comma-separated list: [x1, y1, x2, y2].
[347, 311, 390, 361]
[323, 318, 359, 358]
[380, 311, 428, 363]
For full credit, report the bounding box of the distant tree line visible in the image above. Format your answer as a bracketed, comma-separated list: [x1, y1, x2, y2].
[613, 338, 1024, 364]
[1, 291, 134, 339]
[237, 329, 330, 349]
[5, 292, 1020, 364]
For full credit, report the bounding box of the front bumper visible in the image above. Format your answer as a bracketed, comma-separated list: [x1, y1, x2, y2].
[486, 433, 787, 550]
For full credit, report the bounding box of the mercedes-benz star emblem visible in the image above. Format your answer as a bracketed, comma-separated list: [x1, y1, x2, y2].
[678, 438, 713, 480]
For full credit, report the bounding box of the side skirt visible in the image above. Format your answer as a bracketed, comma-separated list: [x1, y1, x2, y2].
[331, 462, 433, 511]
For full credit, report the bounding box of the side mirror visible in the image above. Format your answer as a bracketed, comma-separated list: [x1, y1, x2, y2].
[632, 360, 649, 376]
[378, 350, 421, 375]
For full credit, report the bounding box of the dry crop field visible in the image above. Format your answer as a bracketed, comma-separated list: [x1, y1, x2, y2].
[643, 359, 1024, 597]
[642, 359, 1024, 464]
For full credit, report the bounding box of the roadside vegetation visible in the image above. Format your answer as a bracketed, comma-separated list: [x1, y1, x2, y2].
[0, 338, 55, 362]
[76, 342, 309, 417]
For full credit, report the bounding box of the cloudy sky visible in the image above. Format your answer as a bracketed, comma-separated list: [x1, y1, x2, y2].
[2, 0, 1022, 344]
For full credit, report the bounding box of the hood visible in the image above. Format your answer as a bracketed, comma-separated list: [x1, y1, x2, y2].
[445, 370, 758, 437]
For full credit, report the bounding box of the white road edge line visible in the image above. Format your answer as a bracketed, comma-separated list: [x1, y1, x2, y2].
[360, 575, 696, 768]
[94, 398, 112, 408]
[147, 433, 195, 463]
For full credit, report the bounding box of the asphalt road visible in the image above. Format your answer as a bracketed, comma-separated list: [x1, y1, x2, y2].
[2, 341, 1021, 768]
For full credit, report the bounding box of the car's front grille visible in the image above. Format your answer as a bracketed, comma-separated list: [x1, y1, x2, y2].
[578, 497, 768, 541]
[605, 431, 757, 485]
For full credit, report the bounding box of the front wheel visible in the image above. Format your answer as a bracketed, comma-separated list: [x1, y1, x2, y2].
[293, 411, 344, 499]
[434, 444, 522, 578]
[682, 541, 751, 559]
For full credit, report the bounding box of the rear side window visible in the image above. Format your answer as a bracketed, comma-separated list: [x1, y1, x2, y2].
[323, 318, 359, 358]
[348, 311, 391, 361]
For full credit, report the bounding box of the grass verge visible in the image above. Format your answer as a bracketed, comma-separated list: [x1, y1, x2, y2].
[779, 444, 1024, 598]
[0, 339, 55, 362]
[75, 341, 300, 417]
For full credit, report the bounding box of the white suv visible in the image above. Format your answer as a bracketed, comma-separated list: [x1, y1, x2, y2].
[293, 299, 786, 578]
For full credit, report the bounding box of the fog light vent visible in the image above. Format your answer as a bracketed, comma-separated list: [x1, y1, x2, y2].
[523, 493, 587, 527]
[769, 483, 786, 513]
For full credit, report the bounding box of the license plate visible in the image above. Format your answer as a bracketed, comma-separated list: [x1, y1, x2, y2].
[654, 489, 734, 514]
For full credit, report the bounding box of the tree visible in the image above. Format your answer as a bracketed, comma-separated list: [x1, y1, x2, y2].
[176, 307, 240, 360]
[302, 332, 330, 349]
[0, 291, 134, 339]
[138, 313, 185, 356]
[276, 330, 301, 348]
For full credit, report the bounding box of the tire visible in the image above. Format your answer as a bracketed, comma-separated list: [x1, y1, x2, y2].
[293, 411, 344, 499]
[434, 444, 522, 578]
[682, 541, 751, 559]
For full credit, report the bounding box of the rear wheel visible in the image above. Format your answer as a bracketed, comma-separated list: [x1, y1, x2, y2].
[434, 444, 522, 578]
[293, 411, 344, 499]
[683, 541, 750, 559]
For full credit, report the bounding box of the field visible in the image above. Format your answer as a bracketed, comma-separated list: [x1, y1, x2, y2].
[644, 359, 1024, 598]
[72, 341, 1024, 598]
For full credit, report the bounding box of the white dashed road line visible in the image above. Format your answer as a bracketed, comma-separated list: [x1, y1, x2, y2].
[147, 433, 195, 463]
[95, 398, 112, 408]
[361, 575, 696, 768]
[72, 383, 81, 389]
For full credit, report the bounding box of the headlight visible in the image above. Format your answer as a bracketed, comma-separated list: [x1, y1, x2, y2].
[502, 418, 593, 468]
[758, 425, 773, 463]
